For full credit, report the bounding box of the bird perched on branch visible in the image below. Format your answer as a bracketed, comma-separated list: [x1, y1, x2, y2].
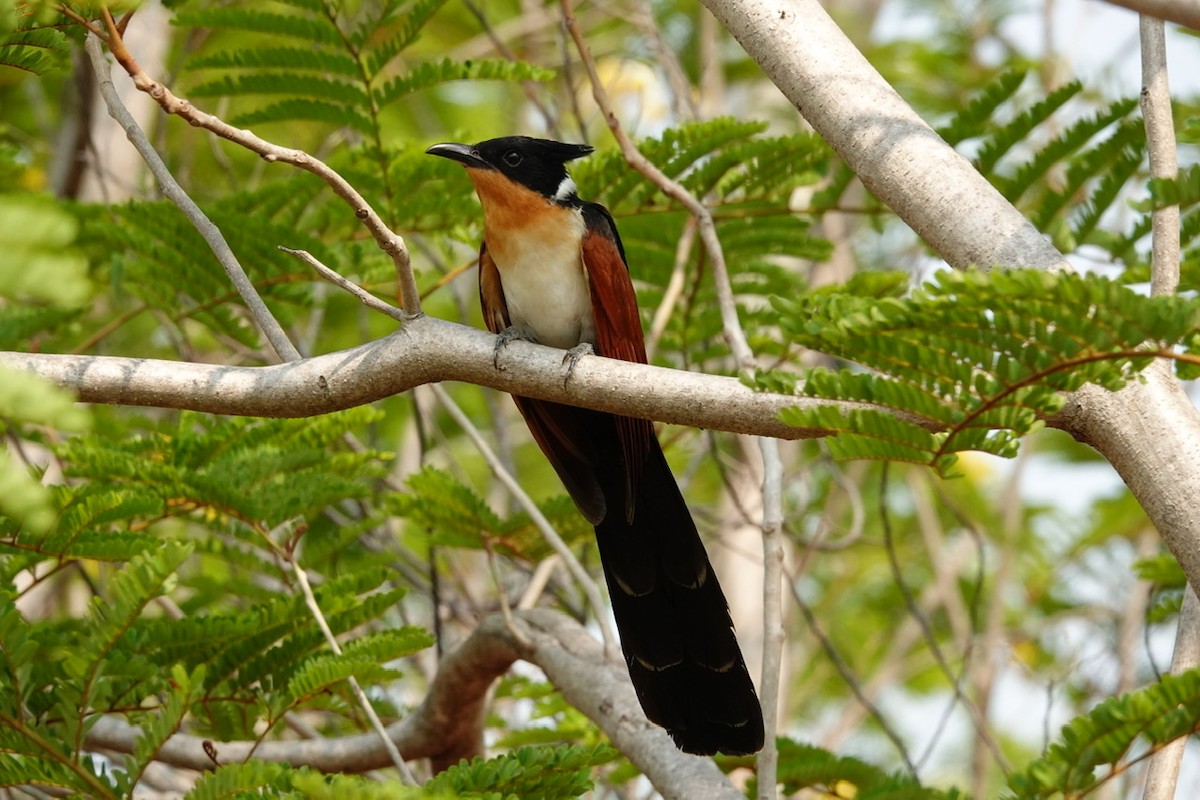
[426, 136, 764, 756]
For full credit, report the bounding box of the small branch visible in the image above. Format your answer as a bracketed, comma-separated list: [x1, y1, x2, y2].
[280, 247, 407, 323]
[787, 574, 917, 774]
[1139, 14, 1180, 296]
[880, 466, 1009, 774]
[81, 15, 420, 318]
[83, 609, 744, 797]
[559, 0, 754, 367]
[83, 35, 300, 362]
[756, 438, 785, 800]
[287, 547, 418, 783]
[429, 384, 617, 652]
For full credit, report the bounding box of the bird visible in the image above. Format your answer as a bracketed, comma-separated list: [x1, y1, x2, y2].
[426, 136, 764, 756]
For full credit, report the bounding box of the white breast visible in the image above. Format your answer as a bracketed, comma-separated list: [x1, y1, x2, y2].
[486, 209, 595, 350]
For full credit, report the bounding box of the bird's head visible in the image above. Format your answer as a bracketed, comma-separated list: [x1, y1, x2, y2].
[426, 136, 594, 205]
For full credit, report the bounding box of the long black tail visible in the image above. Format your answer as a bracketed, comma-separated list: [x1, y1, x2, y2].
[511, 396, 763, 754]
[593, 433, 764, 756]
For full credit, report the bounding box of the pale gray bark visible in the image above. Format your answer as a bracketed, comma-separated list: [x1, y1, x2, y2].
[700, 0, 1200, 601]
[84, 610, 744, 800]
[0, 315, 835, 440]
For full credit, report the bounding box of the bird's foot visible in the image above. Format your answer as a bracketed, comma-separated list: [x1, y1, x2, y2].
[493, 326, 535, 370]
[561, 342, 594, 387]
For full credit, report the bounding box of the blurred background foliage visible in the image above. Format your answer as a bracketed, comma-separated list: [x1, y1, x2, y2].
[1, 0, 1199, 797]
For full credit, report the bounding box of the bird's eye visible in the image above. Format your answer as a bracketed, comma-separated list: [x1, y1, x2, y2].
[503, 150, 522, 167]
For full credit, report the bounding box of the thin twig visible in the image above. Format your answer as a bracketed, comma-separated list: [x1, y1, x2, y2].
[879, 465, 1010, 773]
[79, 13, 420, 318]
[787, 574, 917, 774]
[1143, 588, 1200, 800]
[559, 0, 753, 366]
[629, 0, 699, 120]
[646, 215, 696, 360]
[461, 0, 560, 137]
[280, 248, 406, 323]
[1138, 14, 1187, 800]
[483, 538, 532, 648]
[756, 438, 785, 800]
[517, 555, 560, 610]
[429, 384, 617, 653]
[84, 34, 300, 362]
[288, 548, 418, 784]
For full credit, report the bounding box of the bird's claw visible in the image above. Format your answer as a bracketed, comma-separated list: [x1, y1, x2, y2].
[561, 343, 594, 387]
[493, 326, 529, 370]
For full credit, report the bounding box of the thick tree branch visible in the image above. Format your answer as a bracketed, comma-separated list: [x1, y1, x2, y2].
[84, 610, 743, 800]
[0, 316, 833, 440]
[1103, 0, 1200, 30]
[700, 0, 1068, 274]
[705, 0, 1200, 598]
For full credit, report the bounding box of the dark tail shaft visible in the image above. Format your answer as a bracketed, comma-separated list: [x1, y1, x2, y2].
[513, 397, 764, 755]
[594, 436, 764, 755]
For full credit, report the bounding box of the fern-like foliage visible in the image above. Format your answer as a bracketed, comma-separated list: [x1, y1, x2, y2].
[763, 269, 1200, 474]
[0, 6, 75, 76]
[177, 0, 551, 142]
[940, 72, 1149, 259]
[768, 738, 966, 799]
[1006, 668, 1200, 799]
[389, 466, 592, 560]
[56, 408, 389, 529]
[936, 69, 1028, 145]
[424, 744, 616, 799]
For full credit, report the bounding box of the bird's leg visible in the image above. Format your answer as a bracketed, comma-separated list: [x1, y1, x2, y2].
[561, 342, 594, 387]
[493, 325, 537, 370]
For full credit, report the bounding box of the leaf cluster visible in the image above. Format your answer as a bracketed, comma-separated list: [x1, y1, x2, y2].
[1007, 668, 1200, 799]
[0, 408, 437, 796]
[389, 466, 592, 561]
[765, 738, 966, 799]
[765, 269, 1200, 473]
[177, 0, 551, 143]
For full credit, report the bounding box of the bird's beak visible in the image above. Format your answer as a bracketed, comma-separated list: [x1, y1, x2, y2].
[425, 142, 491, 170]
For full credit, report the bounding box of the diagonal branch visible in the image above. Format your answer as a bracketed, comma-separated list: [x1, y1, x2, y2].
[83, 609, 745, 800]
[84, 34, 299, 363]
[71, 6, 420, 318]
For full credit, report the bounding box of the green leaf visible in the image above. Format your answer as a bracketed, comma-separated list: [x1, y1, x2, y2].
[232, 98, 374, 134]
[424, 744, 616, 799]
[975, 80, 1082, 175]
[173, 8, 343, 47]
[371, 58, 555, 108]
[936, 69, 1029, 145]
[118, 665, 207, 795]
[188, 46, 359, 76]
[1137, 163, 1200, 212]
[0, 9, 73, 76]
[363, 0, 450, 74]
[767, 270, 1200, 474]
[1007, 668, 1200, 798]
